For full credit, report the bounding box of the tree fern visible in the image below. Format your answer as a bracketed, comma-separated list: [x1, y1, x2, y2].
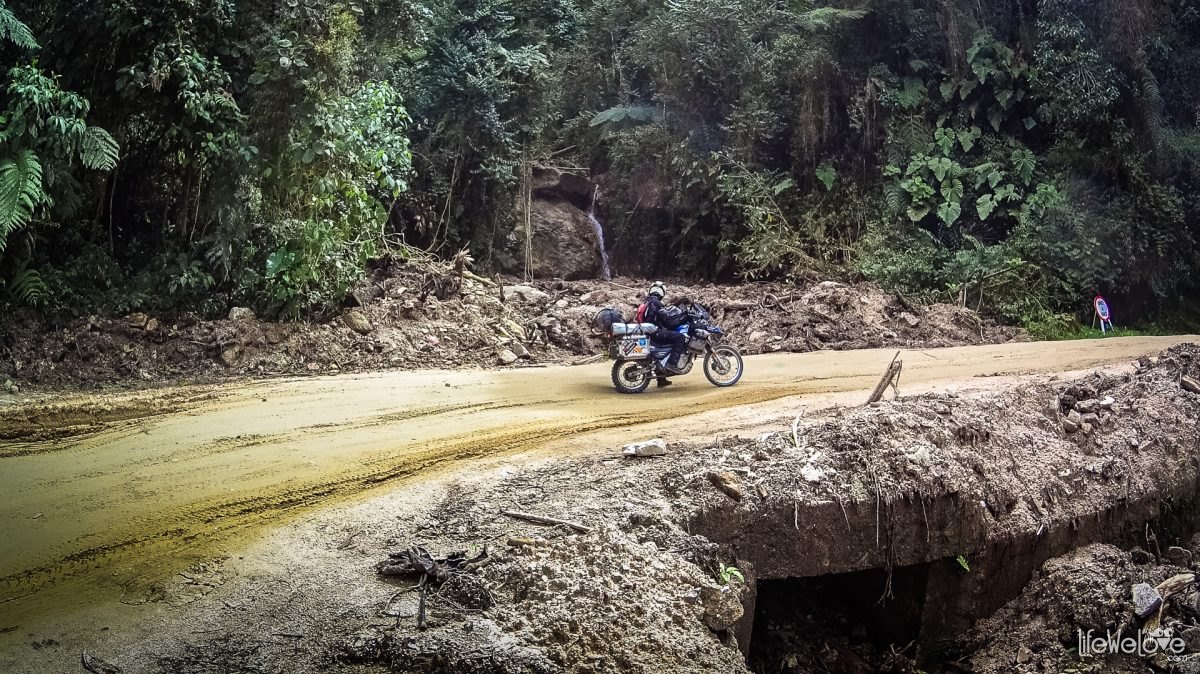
[80, 126, 120, 171]
[0, 149, 45, 253]
[0, 1, 37, 50]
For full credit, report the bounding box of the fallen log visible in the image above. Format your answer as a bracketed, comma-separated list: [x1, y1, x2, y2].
[502, 510, 592, 534]
[1182, 376, 1200, 395]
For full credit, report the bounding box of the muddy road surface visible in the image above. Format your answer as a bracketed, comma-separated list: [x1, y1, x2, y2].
[0, 336, 1193, 631]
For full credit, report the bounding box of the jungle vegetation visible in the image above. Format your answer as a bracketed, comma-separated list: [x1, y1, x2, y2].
[1, 0, 1198, 333]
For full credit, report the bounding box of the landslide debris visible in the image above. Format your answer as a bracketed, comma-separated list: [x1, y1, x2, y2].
[330, 344, 1196, 674]
[0, 258, 1020, 390]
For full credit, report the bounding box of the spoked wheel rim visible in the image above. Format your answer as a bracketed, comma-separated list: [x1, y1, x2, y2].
[612, 360, 651, 393]
[704, 346, 743, 387]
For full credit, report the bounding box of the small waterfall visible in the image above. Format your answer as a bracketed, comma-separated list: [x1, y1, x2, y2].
[588, 188, 613, 281]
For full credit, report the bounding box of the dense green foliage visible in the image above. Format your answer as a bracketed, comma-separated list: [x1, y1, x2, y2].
[2, 0, 1199, 329]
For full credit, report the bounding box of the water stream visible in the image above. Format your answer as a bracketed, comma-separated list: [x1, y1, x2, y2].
[588, 188, 613, 281]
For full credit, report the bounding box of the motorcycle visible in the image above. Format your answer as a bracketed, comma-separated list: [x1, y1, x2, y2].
[595, 303, 744, 394]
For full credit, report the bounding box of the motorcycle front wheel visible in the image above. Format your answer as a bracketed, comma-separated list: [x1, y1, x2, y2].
[703, 345, 744, 387]
[612, 359, 652, 394]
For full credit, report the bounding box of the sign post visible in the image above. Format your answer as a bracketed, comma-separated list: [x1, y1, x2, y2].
[1093, 296, 1113, 334]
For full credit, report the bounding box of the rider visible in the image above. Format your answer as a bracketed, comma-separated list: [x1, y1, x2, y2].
[640, 281, 688, 384]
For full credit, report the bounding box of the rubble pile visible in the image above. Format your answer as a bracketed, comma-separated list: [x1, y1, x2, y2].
[0, 259, 1021, 390]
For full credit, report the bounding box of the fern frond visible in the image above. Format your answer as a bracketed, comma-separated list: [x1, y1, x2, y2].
[81, 127, 120, 171]
[0, 1, 38, 50]
[796, 8, 869, 31]
[7, 259, 49, 306]
[0, 149, 45, 254]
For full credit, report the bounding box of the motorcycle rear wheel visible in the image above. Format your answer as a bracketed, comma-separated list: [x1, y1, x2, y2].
[612, 360, 652, 394]
[703, 345, 744, 387]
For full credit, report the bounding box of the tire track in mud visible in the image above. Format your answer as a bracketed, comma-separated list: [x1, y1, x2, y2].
[0, 383, 804, 604]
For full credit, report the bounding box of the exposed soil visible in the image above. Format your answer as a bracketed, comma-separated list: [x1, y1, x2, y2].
[19, 342, 1196, 674]
[0, 258, 1021, 391]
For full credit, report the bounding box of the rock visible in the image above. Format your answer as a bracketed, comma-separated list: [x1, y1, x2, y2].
[1100, 396, 1115, 410]
[1167, 546, 1194, 567]
[3, 379, 18, 395]
[1061, 418, 1080, 433]
[514, 198, 602, 280]
[228, 307, 256, 321]
[622, 439, 667, 457]
[1080, 412, 1100, 428]
[425, 335, 440, 347]
[503, 319, 527, 342]
[126, 312, 149, 330]
[511, 343, 531, 360]
[1133, 582, 1163, 620]
[1182, 627, 1200, 653]
[144, 318, 160, 333]
[748, 331, 768, 343]
[1130, 548, 1153, 565]
[698, 584, 744, 631]
[81, 651, 123, 674]
[800, 464, 824, 483]
[933, 403, 951, 415]
[497, 348, 519, 365]
[1015, 645, 1033, 664]
[898, 312, 921, 328]
[347, 284, 384, 307]
[1183, 376, 1200, 395]
[580, 290, 607, 304]
[707, 472, 743, 501]
[502, 285, 551, 303]
[343, 311, 373, 335]
[554, 299, 569, 309]
[530, 164, 596, 200]
[219, 345, 243, 368]
[1074, 399, 1099, 414]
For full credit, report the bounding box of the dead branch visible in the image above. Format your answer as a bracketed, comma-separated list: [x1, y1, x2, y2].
[866, 351, 903, 405]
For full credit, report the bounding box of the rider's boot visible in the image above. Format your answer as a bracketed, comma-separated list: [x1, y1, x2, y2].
[656, 377, 673, 388]
[664, 352, 685, 375]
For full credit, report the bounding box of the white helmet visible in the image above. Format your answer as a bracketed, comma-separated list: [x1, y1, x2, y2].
[648, 281, 666, 298]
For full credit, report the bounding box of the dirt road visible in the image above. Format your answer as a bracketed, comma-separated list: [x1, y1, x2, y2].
[0, 336, 1193, 629]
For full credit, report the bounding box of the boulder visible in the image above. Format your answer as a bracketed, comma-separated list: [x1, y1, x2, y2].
[502, 285, 551, 303]
[497, 348, 519, 365]
[502, 319, 528, 342]
[219, 345, 243, 368]
[347, 284, 384, 307]
[530, 165, 596, 201]
[519, 198, 602, 281]
[1166, 546, 1194, 567]
[1133, 582, 1163, 620]
[228, 307, 256, 321]
[699, 584, 745, 631]
[343, 311, 374, 335]
[622, 439, 668, 457]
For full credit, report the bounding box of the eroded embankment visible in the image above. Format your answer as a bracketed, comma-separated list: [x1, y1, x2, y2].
[331, 345, 1200, 674]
